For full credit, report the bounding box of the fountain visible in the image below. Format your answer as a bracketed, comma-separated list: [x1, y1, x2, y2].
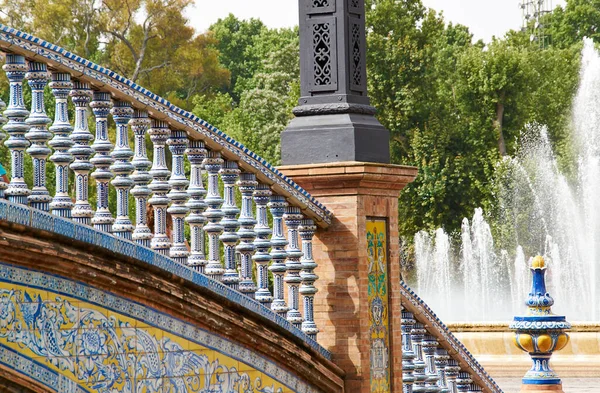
[411, 39, 600, 380]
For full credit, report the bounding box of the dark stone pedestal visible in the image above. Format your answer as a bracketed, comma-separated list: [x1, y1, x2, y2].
[281, 112, 390, 165]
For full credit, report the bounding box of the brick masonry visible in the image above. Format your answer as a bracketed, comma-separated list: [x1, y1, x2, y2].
[280, 161, 418, 393]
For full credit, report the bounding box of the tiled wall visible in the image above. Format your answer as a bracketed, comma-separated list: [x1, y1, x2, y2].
[0, 262, 318, 393]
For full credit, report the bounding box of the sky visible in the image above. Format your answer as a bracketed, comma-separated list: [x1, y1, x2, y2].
[187, 0, 566, 42]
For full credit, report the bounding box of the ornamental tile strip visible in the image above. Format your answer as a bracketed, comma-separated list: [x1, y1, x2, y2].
[0, 199, 330, 360]
[0, 262, 323, 393]
[0, 24, 332, 227]
[400, 281, 503, 393]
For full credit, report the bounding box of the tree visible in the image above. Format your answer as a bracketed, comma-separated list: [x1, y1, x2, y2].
[549, 0, 600, 48]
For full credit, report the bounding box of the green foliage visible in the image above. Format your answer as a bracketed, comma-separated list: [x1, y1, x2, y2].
[0, 0, 588, 245]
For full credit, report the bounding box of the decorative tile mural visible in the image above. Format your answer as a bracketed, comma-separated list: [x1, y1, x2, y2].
[367, 219, 390, 393]
[0, 262, 319, 393]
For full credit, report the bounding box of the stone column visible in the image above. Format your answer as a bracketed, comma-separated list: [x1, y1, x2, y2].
[279, 162, 417, 393]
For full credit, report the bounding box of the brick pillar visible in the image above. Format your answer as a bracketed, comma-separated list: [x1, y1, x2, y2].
[279, 161, 417, 393]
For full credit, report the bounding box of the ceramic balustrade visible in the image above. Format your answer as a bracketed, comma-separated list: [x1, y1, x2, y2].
[0, 56, 322, 343]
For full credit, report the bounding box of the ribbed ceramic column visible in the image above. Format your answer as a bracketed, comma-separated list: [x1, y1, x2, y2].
[203, 151, 225, 280]
[148, 120, 171, 255]
[402, 310, 416, 393]
[236, 172, 257, 297]
[90, 92, 114, 232]
[25, 62, 52, 211]
[110, 100, 135, 239]
[3, 54, 30, 205]
[299, 218, 318, 339]
[423, 334, 440, 391]
[167, 130, 190, 264]
[412, 322, 428, 392]
[445, 359, 460, 393]
[0, 95, 6, 198]
[456, 372, 473, 393]
[68, 82, 94, 225]
[467, 384, 482, 393]
[269, 195, 289, 317]
[253, 183, 273, 306]
[185, 140, 208, 271]
[435, 348, 450, 393]
[220, 160, 240, 288]
[48, 73, 74, 217]
[284, 206, 303, 327]
[130, 110, 152, 247]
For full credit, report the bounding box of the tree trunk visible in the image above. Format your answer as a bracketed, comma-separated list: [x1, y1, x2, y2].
[494, 96, 506, 156]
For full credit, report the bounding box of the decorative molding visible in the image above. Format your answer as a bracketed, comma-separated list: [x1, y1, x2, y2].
[0, 24, 332, 227]
[292, 102, 376, 116]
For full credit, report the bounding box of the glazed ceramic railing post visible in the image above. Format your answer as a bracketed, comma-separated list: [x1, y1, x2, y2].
[237, 172, 258, 297]
[167, 130, 190, 264]
[25, 62, 52, 211]
[299, 219, 318, 339]
[423, 334, 441, 391]
[185, 140, 208, 271]
[130, 110, 152, 247]
[445, 360, 460, 393]
[284, 206, 303, 328]
[269, 195, 289, 317]
[148, 120, 172, 255]
[48, 73, 74, 218]
[220, 160, 240, 289]
[0, 96, 6, 197]
[435, 348, 450, 393]
[203, 151, 224, 280]
[253, 183, 273, 307]
[3, 54, 30, 205]
[69, 82, 94, 225]
[110, 100, 135, 239]
[90, 92, 114, 232]
[402, 309, 416, 393]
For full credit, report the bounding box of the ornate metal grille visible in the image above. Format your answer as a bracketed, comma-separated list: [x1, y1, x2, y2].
[350, 22, 362, 89]
[312, 22, 333, 87]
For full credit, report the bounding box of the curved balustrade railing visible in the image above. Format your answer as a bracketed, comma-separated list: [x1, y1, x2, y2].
[401, 281, 503, 393]
[0, 26, 330, 343]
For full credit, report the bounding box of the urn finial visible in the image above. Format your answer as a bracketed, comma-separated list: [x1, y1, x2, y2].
[510, 256, 571, 392]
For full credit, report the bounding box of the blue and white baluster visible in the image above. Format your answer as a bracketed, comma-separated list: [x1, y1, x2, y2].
[3, 54, 30, 204]
[284, 207, 304, 327]
[402, 309, 416, 393]
[110, 100, 135, 239]
[167, 130, 190, 264]
[203, 151, 224, 280]
[148, 120, 171, 255]
[0, 80, 9, 198]
[423, 334, 440, 392]
[25, 62, 52, 211]
[456, 372, 472, 393]
[445, 359, 460, 393]
[90, 92, 114, 232]
[435, 347, 450, 393]
[253, 184, 273, 306]
[48, 73, 74, 217]
[68, 82, 94, 225]
[130, 110, 152, 247]
[269, 195, 289, 317]
[299, 219, 319, 339]
[467, 383, 482, 393]
[236, 172, 257, 297]
[185, 141, 208, 271]
[220, 161, 240, 288]
[412, 322, 428, 392]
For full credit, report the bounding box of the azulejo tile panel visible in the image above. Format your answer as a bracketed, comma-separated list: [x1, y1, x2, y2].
[0, 262, 320, 393]
[367, 219, 390, 393]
